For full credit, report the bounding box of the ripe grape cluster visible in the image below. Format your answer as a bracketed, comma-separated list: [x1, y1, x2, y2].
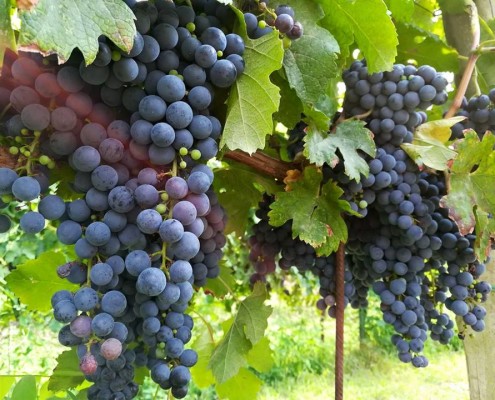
[249, 60, 491, 368]
[0, 0, 241, 398]
[450, 88, 495, 139]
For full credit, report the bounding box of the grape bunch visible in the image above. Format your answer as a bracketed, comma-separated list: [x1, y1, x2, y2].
[0, 0, 241, 398]
[450, 88, 495, 139]
[242, 3, 303, 40]
[248, 60, 491, 368]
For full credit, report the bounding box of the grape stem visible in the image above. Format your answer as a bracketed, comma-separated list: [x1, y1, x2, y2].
[445, 52, 479, 118]
[334, 242, 345, 400]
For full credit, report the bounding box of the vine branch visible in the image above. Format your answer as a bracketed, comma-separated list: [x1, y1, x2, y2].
[223, 150, 298, 181]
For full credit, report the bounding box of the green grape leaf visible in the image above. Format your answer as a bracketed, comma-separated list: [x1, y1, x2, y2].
[396, 23, 459, 72]
[246, 337, 274, 373]
[401, 117, 463, 171]
[0, 1, 16, 70]
[190, 323, 216, 388]
[133, 367, 148, 385]
[318, 0, 398, 72]
[204, 262, 236, 298]
[441, 131, 495, 236]
[272, 71, 304, 129]
[388, 0, 414, 21]
[51, 164, 83, 201]
[272, 0, 339, 116]
[0, 377, 16, 399]
[221, 7, 284, 154]
[215, 162, 280, 235]
[18, 0, 136, 64]
[48, 349, 84, 392]
[269, 166, 354, 255]
[304, 120, 376, 182]
[475, 210, 495, 262]
[5, 250, 78, 312]
[216, 368, 262, 400]
[209, 282, 272, 383]
[11, 376, 37, 400]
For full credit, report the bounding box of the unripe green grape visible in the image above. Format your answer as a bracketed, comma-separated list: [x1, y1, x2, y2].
[180, 160, 187, 169]
[217, 50, 223, 58]
[47, 161, 56, 169]
[179, 147, 188, 156]
[9, 146, 19, 155]
[186, 22, 195, 33]
[190, 150, 201, 160]
[111, 50, 121, 61]
[156, 204, 167, 214]
[39, 155, 50, 165]
[160, 192, 169, 201]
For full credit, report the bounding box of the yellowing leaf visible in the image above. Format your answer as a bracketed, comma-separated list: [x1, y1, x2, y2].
[402, 117, 465, 171]
[441, 131, 495, 235]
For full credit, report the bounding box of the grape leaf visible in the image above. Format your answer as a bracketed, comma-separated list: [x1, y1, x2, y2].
[272, 0, 339, 117]
[304, 120, 376, 182]
[318, 0, 398, 72]
[475, 210, 495, 261]
[190, 324, 216, 388]
[269, 166, 355, 255]
[11, 376, 37, 400]
[48, 348, 84, 392]
[401, 117, 464, 171]
[216, 368, 262, 400]
[396, 23, 459, 72]
[208, 282, 272, 383]
[5, 250, 78, 312]
[0, 0, 16, 70]
[18, 0, 136, 64]
[272, 71, 304, 129]
[440, 131, 495, 235]
[246, 337, 274, 373]
[221, 8, 284, 154]
[133, 367, 148, 385]
[0, 377, 16, 399]
[387, 0, 414, 21]
[215, 161, 280, 235]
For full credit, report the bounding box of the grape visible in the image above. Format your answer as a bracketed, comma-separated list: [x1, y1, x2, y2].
[136, 268, 167, 296]
[187, 171, 210, 194]
[169, 232, 200, 260]
[75, 238, 98, 259]
[275, 14, 294, 34]
[59, 325, 82, 347]
[172, 201, 197, 225]
[74, 287, 99, 312]
[148, 144, 176, 165]
[136, 209, 162, 234]
[201, 27, 227, 51]
[0, 168, 19, 194]
[53, 300, 78, 323]
[209, 59, 237, 88]
[194, 137, 218, 160]
[38, 195, 66, 220]
[70, 315, 92, 338]
[134, 184, 159, 208]
[10, 86, 40, 112]
[287, 21, 303, 40]
[157, 75, 186, 102]
[101, 338, 123, 361]
[130, 119, 153, 145]
[51, 107, 78, 131]
[108, 186, 135, 213]
[99, 138, 125, 163]
[169, 365, 191, 387]
[151, 122, 175, 147]
[164, 101, 193, 129]
[194, 44, 217, 68]
[113, 58, 139, 82]
[187, 86, 211, 111]
[80, 353, 98, 375]
[142, 317, 161, 334]
[151, 363, 171, 384]
[0, 214, 11, 233]
[57, 221, 83, 245]
[159, 219, 185, 243]
[138, 95, 167, 122]
[20, 211, 45, 233]
[125, 250, 151, 276]
[101, 290, 127, 317]
[169, 260, 193, 283]
[137, 35, 160, 63]
[20, 104, 50, 131]
[92, 313, 115, 337]
[11, 57, 41, 85]
[72, 146, 101, 172]
[90, 262, 114, 286]
[12, 176, 41, 201]
[122, 87, 146, 112]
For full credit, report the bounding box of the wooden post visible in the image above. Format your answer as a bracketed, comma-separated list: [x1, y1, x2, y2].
[463, 256, 495, 400]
